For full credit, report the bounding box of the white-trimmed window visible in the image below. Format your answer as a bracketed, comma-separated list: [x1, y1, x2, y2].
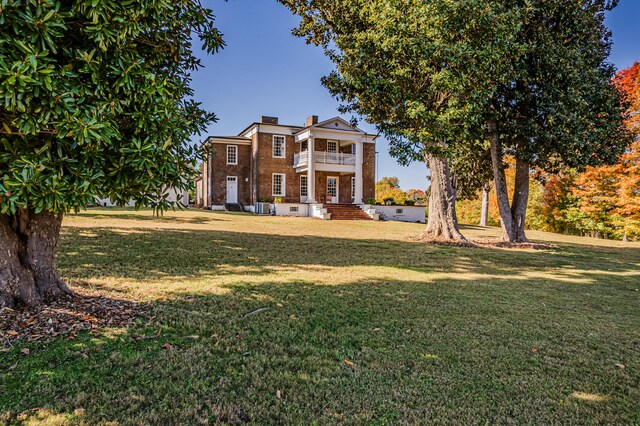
[351, 143, 356, 154]
[272, 173, 285, 196]
[226, 145, 238, 165]
[273, 135, 286, 158]
[327, 140, 338, 153]
[300, 175, 308, 198]
[301, 140, 308, 152]
[351, 177, 356, 198]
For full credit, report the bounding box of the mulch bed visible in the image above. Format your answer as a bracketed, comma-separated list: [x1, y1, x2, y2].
[0, 289, 145, 348]
[410, 233, 557, 250]
[472, 239, 558, 250]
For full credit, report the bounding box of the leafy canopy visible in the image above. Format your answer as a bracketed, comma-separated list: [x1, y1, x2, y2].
[279, 0, 522, 167]
[0, 0, 223, 214]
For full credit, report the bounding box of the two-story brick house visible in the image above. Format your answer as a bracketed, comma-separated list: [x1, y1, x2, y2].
[196, 115, 377, 219]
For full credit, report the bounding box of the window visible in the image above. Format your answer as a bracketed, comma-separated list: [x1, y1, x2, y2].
[396, 208, 404, 214]
[351, 143, 356, 154]
[289, 206, 299, 213]
[300, 175, 308, 198]
[327, 140, 338, 153]
[226, 145, 238, 165]
[272, 173, 285, 196]
[301, 140, 308, 152]
[351, 177, 355, 198]
[273, 135, 286, 158]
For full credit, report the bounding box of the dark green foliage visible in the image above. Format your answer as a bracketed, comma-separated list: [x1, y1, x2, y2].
[279, 0, 520, 167]
[491, 0, 631, 172]
[0, 0, 224, 214]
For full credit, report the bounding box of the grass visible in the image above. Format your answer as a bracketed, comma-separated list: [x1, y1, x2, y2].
[1, 208, 640, 424]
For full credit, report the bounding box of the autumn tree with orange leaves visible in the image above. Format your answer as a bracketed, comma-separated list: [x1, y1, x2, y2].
[572, 62, 640, 240]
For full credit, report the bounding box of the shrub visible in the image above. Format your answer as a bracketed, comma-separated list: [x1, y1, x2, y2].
[404, 200, 415, 206]
[273, 196, 284, 204]
[366, 198, 377, 205]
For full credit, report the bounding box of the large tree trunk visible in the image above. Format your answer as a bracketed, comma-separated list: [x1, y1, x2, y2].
[479, 183, 490, 227]
[510, 156, 530, 242]
[0, 210, 70, 308]
[488, 120, 517, 242]
[487, 120, 530, 243]
[424, 154, 466, 242]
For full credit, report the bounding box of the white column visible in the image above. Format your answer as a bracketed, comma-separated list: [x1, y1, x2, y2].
[354, 140, 364, 204]
[307, 136, 316, 203]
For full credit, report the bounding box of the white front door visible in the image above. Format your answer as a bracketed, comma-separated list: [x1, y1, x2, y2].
[226, 176, 238, 203]
[327, 176, 338, 203]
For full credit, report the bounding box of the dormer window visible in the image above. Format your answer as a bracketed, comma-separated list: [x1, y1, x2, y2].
[273, 135, 286, 158]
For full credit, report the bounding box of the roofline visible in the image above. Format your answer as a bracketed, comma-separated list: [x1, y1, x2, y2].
[237, 122, 303, 137]
[207, 136, 251, 140]
[293, 116, 370, 136]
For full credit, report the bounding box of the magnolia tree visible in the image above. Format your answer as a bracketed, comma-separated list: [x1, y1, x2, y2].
[484, 0, 631, 242]
[278, 0, 523, 241]
[0, 0, 223, 307]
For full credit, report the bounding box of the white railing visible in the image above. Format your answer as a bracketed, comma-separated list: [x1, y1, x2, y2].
[293, 151, 309, 167]
[294, 151, 356, 167]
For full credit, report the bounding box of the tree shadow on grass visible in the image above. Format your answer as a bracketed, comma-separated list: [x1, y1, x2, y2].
[1, 276, 639, 424]
[56, 225, 640, 286]
[77, 209, 231, 225]
[3, 220, 639, 423]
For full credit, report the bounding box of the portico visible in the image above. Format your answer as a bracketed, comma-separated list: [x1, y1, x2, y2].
[292, 117, 374, 205]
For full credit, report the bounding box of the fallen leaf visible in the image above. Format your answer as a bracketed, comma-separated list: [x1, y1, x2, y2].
[162, 343, 173, 350]
[531, 347, 538, 353]
[6, 330, 18, 336]
[21, 348, 30, 356]
[8, 362, 18, 371]
[614, 363, 625, 369]
[74, 408, 86, 416]
[373, 328, 381, 332]
[343, 359, 354, 366]
[276, 303, 283, 308]
[276, 390, 282, 399]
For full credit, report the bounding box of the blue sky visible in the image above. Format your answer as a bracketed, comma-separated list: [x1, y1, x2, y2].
[192, 0, 640, 190]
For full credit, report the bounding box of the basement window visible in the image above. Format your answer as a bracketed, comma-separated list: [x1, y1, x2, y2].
[396, 208, 404, 214]
[290, 206, 299, 213]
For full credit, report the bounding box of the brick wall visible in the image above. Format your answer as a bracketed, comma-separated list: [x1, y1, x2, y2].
[200, 132, 376, 207]
[313, 138, 355, 154]
[255, 132, 301, 202]
[209, 143, 252, 205]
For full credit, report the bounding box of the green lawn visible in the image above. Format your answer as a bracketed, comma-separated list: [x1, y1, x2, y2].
[2, 209, 640, 424]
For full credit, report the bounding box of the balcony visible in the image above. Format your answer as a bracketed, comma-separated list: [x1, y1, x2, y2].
[294, 151, 356, 168]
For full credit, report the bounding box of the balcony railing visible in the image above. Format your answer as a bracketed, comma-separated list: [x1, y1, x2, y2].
[294, 151, 356, 167]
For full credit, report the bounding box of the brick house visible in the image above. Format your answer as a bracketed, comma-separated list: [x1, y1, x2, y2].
[196, 115, 378, 219]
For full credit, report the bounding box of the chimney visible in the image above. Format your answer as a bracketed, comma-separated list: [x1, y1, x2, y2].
[260, 116, 278, 125]
[305, 115, 319, 127]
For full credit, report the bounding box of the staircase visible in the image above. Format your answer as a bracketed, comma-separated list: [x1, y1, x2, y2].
[323, 203, 371, 220]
